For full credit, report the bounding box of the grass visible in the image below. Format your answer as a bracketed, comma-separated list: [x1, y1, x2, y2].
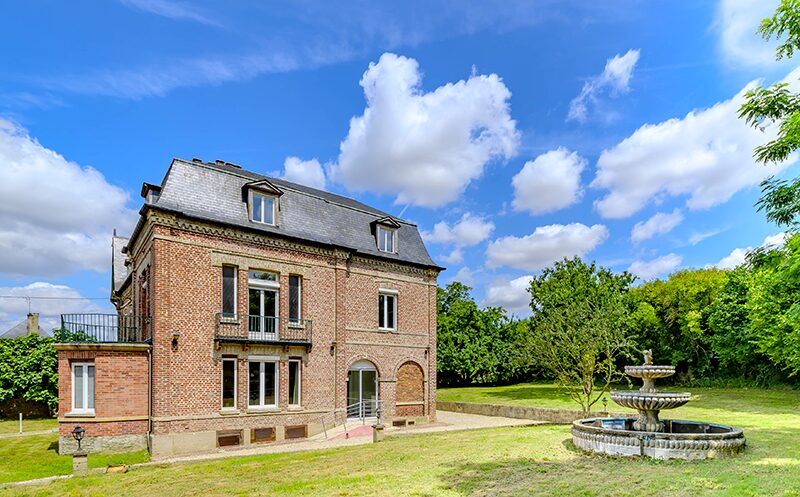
[0, 417, 57, 435]
[1, 384, 799, 496]
[0, 433, 149, 484]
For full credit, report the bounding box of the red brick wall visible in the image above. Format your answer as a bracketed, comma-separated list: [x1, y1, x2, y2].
[124, 211, 438, 437]
[396, 361, 425, 417]
[57, 347, 149, 437]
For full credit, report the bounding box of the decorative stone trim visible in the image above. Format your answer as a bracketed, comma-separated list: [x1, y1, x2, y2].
[152, 408, 330, 422]
[54, 343, 152, 352]
[57, 416, 149, 423]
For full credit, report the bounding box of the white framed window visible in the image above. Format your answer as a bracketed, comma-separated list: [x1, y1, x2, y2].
[72, 362, 95, 415]
[289, 275, 302, 323]
[250, 191, 277, 226]
[378, 291, 397, 330]
[221, 266, 237, 319]
[288, 359, 301, 406]
[221, 358, 237, 410]
[376, 225, 396, 253]
[248, 359, 278, 408]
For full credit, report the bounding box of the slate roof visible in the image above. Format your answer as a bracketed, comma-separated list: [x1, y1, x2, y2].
[137, 158, 441, 269]
[112, 233, 130, 293]
[0, 320, 47, 339]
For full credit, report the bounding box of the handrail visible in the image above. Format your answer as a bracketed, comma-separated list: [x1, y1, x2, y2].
[317, 400, 384, 439]
[59, 314, 151, 343]
[215, 313, 312, 344]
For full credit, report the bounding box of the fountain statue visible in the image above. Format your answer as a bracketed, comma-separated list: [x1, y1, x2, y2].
[571, 351, 745, 460]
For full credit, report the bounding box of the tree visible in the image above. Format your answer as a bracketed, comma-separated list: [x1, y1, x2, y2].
[0, 334, 58, 414]
[629, 269, 728, 380]
[436, 282, 530, 386]
[739, 0, 800, 228]
[527, 257, 635, 412]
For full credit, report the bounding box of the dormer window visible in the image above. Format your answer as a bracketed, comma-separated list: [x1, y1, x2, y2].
[243, 179, 283, 227]
[250, 192, 276, 225]
[377, 225, 396, 253]
[373, 216, 401, 254]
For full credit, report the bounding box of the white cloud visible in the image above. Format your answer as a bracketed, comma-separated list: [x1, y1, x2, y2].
[448, 267, 476, 287]
[0, 282, 110, 333]
[627, 253, 682, 281]
[439, 248, 464, 265]
[486, 223, 609, 271]
[592, 68, 799, 219]
[276, 157, 327, 190]
[568, 49, 640, 123]
[422, 213, 495, 246]
[512, 148, 586, 215]
[714, 0, 782, 69]
[0, 118, 137, 277]
[118, 0, 222, 27]
[712, 232, 788, 269]
[630, 209, 684, 242]
[484, 275, 534, 315]
[688, 229, 724, 246]
[330, 53, 519, 207]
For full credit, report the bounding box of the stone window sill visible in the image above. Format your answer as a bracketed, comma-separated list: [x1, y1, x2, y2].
[219, 409, 240, 416]
[64, 411, 95, 418]
[246, 407, 280, 414]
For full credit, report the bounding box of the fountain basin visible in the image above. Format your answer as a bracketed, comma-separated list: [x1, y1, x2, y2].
[624, 365, 676, 379]
[571, 418, 746, 460]
[611, 391, 691, 411]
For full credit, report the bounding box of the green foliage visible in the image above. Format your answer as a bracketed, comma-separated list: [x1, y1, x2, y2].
[527, 257, 635, 412]
[52, 327, 96, 343]
[630, 269, 728, 380]
[739, 0, 800, 228]
[0, 335, 58, 414]
[436, 282, 531, 386]
[747, 232, 800, 376]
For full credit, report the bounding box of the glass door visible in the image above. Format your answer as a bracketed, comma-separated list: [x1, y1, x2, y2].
[248, 288, 278, 340]
[347, 362, 379, 419]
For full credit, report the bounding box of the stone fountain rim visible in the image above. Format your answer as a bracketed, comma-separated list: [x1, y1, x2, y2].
[624, 365, 676, 373]
[572, 417, 745, 440]
[610, 390, 692, 399]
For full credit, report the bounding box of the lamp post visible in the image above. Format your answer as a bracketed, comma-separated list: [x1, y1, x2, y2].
[71, 425, 88, 474]
[71, 425, 85, 451]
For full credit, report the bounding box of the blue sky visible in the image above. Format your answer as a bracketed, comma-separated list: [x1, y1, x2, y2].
[0, 0, 797, 329]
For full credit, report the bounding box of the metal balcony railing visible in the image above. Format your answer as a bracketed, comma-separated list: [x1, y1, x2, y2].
[59, 314, 151, 343]
[215, 314, 312, 345]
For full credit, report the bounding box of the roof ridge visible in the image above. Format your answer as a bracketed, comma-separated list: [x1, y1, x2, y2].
[172, 157, 418, 227]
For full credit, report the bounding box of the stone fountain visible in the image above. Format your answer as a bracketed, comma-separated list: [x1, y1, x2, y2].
[571, 350, 745, 460]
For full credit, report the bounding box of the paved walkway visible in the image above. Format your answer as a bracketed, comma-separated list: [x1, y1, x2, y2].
[145, 411, 543, 466]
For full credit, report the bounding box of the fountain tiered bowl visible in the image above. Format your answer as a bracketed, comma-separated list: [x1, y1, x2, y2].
[571, 354, 745, 460]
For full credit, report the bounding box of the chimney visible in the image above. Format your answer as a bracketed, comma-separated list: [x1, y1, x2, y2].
[27, 313, 40, 336]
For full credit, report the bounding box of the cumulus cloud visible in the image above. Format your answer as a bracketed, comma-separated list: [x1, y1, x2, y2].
[422, 213, 495, 246]
[712, 232, 788, 269]
[448, 267, 476, 287]
[484, 275, 534, 315]
[0, 119, 137, 277]
[512, 148, 586, 215]
[330, 53, 519, 207]
[630, 209, 684, 242]
[486, 223, 609, 271]
[628, 253, 682, 281]
[275, 156, 327, 190]
[568, 49, 640, 123]
[592, 68, 799, 219]
[439, 248, 464, 265]
[714, 0, 782, 69]
[0, 282, 110, 333]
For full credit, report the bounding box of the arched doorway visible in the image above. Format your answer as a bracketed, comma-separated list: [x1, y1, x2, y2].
[347, 360, 378, 418]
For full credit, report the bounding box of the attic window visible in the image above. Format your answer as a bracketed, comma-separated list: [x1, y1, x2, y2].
[377, 225, 396, 253]
[250, 192, 276, 226]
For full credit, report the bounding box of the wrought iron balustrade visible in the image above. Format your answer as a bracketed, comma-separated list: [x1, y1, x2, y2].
[59, 314, 151, 343]
[215, 314, 312, 345]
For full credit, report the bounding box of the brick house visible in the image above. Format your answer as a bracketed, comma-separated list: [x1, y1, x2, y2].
[56, 158, 442, 457]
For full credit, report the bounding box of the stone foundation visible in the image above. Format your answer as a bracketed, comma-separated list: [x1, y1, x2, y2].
[59, 433, 148, 455]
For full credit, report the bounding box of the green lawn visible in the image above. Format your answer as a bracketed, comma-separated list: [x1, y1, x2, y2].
[0, 417, 57, 434]
[1, 384, 799, 496]
[0, 432, 149, 484]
